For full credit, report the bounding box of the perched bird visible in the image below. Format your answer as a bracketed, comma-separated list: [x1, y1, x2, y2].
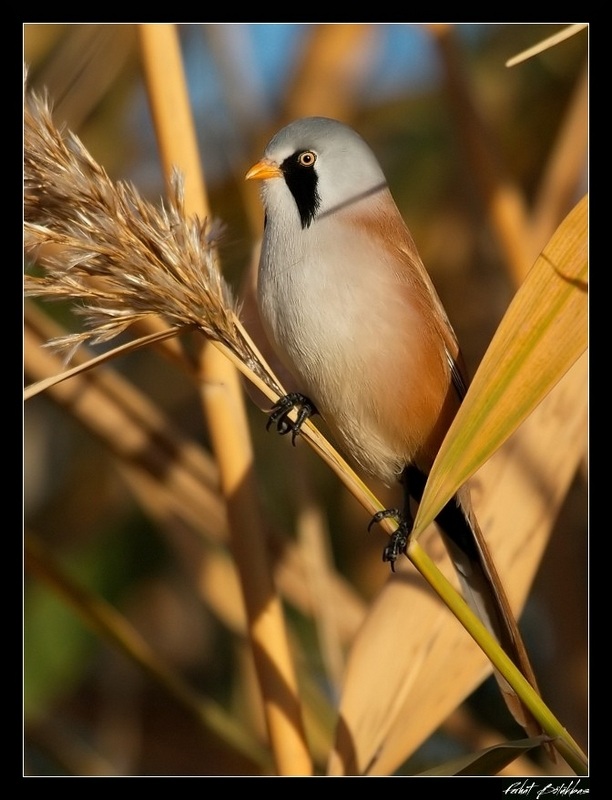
[246, 116, 543, 737]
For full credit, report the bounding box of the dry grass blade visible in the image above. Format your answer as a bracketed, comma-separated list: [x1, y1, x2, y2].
[23, 323, 186, 401]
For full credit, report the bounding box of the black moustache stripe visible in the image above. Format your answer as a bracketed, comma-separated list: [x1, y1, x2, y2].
[281, 154, 320, 229]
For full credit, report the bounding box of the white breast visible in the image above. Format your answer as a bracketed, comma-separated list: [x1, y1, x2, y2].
[257, 200, 431, 483]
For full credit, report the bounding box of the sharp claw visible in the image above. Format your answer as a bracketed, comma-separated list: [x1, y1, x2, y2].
[369, 509, 413, 571]
[266, 393, 317, 443]
[367, 508, 401, 531]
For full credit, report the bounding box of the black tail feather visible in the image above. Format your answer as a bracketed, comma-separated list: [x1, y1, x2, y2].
[399, 465, 548, 746]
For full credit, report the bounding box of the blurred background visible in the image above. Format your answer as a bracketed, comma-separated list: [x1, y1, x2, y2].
[23, 23, 588, 777]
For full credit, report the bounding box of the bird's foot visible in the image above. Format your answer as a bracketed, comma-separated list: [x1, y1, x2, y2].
[266, 393, 317, 445]
[368, 509, 414, 572]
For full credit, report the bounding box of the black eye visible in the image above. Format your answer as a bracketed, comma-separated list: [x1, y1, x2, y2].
[297, 150, 316, 168]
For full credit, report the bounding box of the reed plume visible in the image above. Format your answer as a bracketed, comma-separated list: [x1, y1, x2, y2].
[24, 88, 274, 393]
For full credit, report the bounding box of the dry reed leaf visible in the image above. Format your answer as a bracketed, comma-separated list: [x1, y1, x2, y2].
[328, 352, 587, 775]
[24, 323, 187, 401]
[413, 194, 588, 536]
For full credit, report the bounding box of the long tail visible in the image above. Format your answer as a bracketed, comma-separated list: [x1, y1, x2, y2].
[402, 466, 545, 742]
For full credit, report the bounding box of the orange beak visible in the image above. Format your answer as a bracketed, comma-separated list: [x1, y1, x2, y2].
[245, 159, 283, 181]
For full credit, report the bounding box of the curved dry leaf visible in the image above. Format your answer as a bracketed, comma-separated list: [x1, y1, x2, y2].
[328, 353, 586, 776]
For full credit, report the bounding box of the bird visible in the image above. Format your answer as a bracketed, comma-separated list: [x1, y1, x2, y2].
[245, 116, 543, 739]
